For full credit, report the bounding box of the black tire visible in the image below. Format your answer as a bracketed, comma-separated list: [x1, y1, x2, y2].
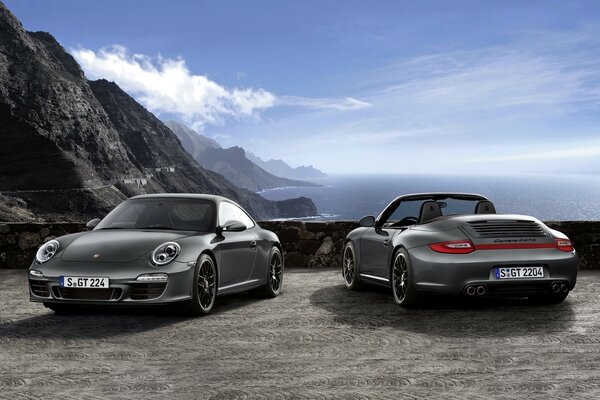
[342, 242, 362, 290]
[529, 291, 569, 305]
[391, 249, 420, 307]
[43, 303, 79, 315]
[186, 254, 217, 316]
[264, 247, 284, 298]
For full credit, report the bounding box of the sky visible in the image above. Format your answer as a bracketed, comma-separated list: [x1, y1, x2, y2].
[5, 0, 600, 175]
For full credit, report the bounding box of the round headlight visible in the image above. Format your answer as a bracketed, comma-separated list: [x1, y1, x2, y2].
[36, 240, 60, 263]
[151, 242, 181, 266]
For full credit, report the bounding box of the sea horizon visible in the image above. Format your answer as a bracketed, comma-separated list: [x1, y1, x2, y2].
[259, 173, 600, 221]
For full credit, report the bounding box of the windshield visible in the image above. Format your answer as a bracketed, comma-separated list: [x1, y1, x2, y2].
[385, 198, 483, 225]
[95, 198, 216, 232]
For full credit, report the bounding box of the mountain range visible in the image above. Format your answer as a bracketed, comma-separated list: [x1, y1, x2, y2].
[164, 121, 322, 192]
[245, 152, 327, 180]
[0, 2, 316, 222]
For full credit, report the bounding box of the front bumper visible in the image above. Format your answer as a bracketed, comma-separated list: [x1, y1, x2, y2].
[408, 245, 579, 297]
[29, 260, 195, 305]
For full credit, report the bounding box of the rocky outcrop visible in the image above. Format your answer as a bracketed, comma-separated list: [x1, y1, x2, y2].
[0, 3, 316, 221]
[165, 121, 318, 192]
[3, 221, 598, 270]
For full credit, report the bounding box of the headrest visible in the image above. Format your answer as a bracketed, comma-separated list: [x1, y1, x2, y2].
[419, 201, 442, 223]
[474, 200, 496, 214]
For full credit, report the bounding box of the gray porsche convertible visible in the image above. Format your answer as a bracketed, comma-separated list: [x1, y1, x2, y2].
[343, 193, 579, 307]
[29, 194, 283, 315]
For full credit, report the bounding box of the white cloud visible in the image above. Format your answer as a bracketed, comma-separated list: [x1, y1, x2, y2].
[71, 45, 368, 130]
[465, 144, 600, 163]
[278, 95, 371, 110]
[72, 45, 275, 130]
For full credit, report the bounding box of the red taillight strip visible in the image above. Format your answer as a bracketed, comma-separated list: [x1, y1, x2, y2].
[475, 239, 573, 252]
[429, 239, 573, 253]
[474, 243, 557, 250]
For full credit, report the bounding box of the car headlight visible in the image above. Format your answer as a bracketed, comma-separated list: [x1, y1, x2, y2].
[35, 240, 59, 263]
[151, 242, 180, 266]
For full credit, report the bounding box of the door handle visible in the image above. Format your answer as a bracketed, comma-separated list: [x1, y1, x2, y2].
[383, 239, 391, 247]
[250, 241, 257, 249]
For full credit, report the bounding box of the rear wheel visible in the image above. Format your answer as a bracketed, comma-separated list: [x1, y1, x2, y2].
[264, 247, 283, 298]
[186, 254, 217, 316]
[342, 242, 361, 290]
[391, 249, 420, 307]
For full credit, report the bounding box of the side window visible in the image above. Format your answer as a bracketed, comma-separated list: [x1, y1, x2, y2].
[386, 200, 422, 224]
[218, 202, 255, 229]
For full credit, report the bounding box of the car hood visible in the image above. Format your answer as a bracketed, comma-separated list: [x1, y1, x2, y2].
[60, 230, 196, 263]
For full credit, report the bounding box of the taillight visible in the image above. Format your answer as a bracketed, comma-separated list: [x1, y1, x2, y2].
[429, 240, 475, 254]
[555, 238, 574, 252]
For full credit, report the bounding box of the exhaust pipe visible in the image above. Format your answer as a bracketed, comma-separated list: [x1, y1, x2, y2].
[551, 283, 560, 293]
[560, 283, 568, 293]
[466, 286, 476, 296]
[476, 285, 486, 296]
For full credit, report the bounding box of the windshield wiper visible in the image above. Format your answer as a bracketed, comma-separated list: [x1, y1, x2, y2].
[96, 227, 126, 230]
[139, 225, 179, 230]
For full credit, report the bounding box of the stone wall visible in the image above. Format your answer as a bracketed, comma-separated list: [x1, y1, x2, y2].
[1, 221, 598, 270]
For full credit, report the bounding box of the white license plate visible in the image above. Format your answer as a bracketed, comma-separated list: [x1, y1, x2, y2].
[495, 267, 544, 279]
[60, 276, 110, 288]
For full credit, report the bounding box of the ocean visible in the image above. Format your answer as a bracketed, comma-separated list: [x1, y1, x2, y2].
[258, 174, 600, 221]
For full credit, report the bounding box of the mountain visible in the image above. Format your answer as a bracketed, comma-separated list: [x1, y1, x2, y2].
[245, 152, 327, 180]
[0, 2, 316, 221]
[164, 121, 318, 192]
[163, 120, 221, 158]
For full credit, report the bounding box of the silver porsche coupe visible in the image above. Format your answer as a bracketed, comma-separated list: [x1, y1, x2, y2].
[29, 194, 283, 315]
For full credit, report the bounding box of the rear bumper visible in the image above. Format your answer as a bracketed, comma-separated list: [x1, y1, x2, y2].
[408, 245, 579, 296]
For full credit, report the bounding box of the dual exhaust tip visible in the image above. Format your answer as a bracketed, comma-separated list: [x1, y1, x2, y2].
[465, 282, 569, 297]
[465, 285, 486, 296]
[552, 282, 569, 293]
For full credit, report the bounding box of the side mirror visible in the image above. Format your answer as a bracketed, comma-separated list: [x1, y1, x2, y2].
[86, 218, 101, 230]
[219, 220, 247, 232]
[358, 215, 375, 227]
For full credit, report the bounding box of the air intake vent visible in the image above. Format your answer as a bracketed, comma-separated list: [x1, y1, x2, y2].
[29, 280, 49, 297]
[131, 283, 167, 300]
[465, 220, 547, 238]
[57, 288, 122, 301]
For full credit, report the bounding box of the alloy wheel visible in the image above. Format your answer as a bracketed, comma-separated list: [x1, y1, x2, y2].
[270, 251, 283, 293]
[197, 257, 216, 311]
[393, 253, 409, 303]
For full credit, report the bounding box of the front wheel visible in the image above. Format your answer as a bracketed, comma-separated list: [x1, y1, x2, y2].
[186, 254, 217, 316]
[264, 247, 283, 298]
[391, 249, 420, 307]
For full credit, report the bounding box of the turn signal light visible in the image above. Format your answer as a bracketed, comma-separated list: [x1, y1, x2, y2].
[555, 239, 574, 252]
[429, 240, 475, 254]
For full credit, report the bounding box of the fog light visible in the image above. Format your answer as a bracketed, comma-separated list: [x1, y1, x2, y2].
[136, 273, 168, 282]
[29, 270, 44, 279]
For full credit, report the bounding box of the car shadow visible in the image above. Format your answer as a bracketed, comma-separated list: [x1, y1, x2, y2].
[309, 283, 575, 338]
[0, 292, 270, 339]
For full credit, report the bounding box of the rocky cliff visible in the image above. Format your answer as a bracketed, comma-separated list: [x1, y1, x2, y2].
[0, 2, 316, 221]
[165, 121, 318, 192]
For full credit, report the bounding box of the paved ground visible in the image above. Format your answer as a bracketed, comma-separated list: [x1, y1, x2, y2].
[1, 269, 600, 399]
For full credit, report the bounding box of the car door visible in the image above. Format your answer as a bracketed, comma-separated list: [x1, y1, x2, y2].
[361, 199, 421, 280]
[360, 227, 394, 280]
[215, 201, 258, 289]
